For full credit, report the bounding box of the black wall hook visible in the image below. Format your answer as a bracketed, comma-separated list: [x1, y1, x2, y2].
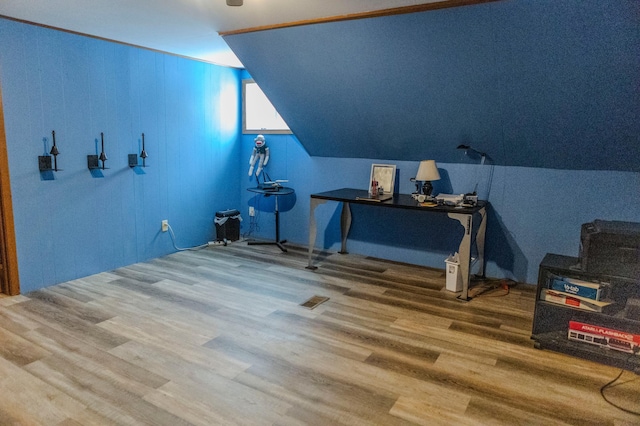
[130, 132, 149, 168]
[88, 132, 109, 170]
[39, 130, 62, 172]
[140, 132, 148, 167]
[99, 132, 108, 169]
[50, 130, 61, 171]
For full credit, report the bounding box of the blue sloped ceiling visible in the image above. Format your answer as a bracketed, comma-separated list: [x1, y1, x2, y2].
[224, 0, 640, 171]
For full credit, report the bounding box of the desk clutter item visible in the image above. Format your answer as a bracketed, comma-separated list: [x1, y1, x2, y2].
[257, 183, 280, 192]
[435, 193, 464, 206]
[256, 171, 288, 192]
[369, 179, 378, 196]
[356, 194, 392, 202]
[369, 164, 396, 197]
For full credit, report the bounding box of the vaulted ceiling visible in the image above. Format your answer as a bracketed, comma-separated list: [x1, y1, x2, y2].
[2, 0, 638, 171]
[0, 0, 447, 68]
[224, 0, 640, 171]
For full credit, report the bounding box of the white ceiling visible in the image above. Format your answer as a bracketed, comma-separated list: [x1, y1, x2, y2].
[0, 0, 444, 68]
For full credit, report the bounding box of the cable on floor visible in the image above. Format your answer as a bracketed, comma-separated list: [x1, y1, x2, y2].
[468, 278, 516, 298]
[167, 224, 209, 251]
[599, 366, 640, 415]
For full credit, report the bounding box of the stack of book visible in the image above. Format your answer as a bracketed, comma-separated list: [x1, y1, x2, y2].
[541, 277, 612, 312]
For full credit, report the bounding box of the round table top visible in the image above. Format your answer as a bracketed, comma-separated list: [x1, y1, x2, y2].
[247, 186, 294, 196]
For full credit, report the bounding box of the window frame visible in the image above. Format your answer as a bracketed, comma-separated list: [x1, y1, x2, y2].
[242, 79, 292, 135]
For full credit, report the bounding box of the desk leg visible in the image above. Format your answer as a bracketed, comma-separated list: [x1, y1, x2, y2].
[306, 198, 327, 270]
[448, 212, 473, 302]
[339, 202, 351, 254]
[476, 206, 487, 278]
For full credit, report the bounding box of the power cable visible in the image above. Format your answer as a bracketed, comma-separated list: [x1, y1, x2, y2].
[599, 365, 640, 415]
[166, 224, 209, 251]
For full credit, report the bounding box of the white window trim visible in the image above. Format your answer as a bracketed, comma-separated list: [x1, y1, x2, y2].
[242, 79, 292, 135]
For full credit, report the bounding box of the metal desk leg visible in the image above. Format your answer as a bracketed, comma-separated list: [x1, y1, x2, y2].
[339, 202, 352, 254]
[306, 198, 327, 269]
[448, 212, 473, 302]
[475, 206, 487, 278]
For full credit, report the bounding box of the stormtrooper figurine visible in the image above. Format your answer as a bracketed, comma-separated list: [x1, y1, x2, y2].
[248, 134, 270, 177]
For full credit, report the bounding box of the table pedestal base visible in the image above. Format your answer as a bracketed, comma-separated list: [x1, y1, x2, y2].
[248, 209, 287, 252]
[248, 239, 288, 252]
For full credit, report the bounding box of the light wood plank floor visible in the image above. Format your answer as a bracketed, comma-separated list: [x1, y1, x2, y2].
[0, 242, 638, 425]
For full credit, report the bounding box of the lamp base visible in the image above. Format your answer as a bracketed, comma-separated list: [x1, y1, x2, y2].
[422, 181, 434, 197]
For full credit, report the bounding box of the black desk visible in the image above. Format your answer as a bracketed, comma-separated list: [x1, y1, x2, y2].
[247, 186, 294, 252]
[307, 188, 487, 301]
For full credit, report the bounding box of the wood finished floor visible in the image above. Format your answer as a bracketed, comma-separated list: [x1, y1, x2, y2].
[0, 242, 638, 425]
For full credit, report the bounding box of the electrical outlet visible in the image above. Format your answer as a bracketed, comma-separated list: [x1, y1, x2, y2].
[249, 206, 255, 217]
[161, 220, 169, 232]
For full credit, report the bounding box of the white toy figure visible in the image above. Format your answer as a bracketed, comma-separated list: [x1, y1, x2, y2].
[248, 134, 270, 177]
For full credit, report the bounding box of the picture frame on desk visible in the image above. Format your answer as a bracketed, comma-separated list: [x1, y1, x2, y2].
[369, 164, 396, 195]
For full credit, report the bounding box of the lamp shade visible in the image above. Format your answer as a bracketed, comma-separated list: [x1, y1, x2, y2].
[415, 160, 440, 181]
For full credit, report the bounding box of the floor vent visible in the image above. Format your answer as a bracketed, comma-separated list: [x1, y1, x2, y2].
[300, 295, 329, 310]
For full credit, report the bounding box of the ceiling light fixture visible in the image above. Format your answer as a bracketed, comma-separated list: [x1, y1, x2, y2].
[226, 0, 242, 6]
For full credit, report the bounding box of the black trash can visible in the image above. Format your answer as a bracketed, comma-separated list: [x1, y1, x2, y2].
[215, 209, 241, 245]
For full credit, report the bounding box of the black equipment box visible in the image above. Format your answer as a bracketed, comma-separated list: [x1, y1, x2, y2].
[215, 209, 241, 244]
[578, 220, 640, 279]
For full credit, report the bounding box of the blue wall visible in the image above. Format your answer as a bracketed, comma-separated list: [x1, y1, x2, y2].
[225, 0, 640, 172]
[1, 8, 639, 294]
[0, 19, 241, 293]
[240, 133, 640, 285]
[230, 0, 640, 285]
